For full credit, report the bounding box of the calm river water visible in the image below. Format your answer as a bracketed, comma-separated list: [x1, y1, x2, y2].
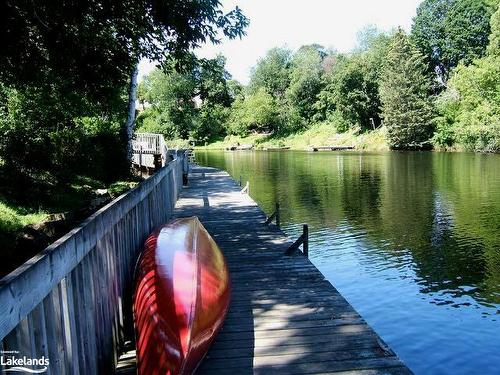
[196, 150, 500, 375]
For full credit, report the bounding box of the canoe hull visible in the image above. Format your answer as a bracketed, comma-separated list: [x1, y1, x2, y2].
[133, 217, 230, 374]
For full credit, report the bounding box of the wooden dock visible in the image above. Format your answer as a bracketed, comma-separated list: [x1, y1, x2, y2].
[307, 145, 355, 151]
[117, 166, 411, 374]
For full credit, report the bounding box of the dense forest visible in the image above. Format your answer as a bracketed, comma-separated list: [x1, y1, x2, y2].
[138, 0, 500, 152]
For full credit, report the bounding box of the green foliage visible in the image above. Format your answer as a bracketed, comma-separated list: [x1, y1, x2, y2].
[0, 201, 46, 234]
[316, 32, 391, 131]
[137, 68, 197, 139]
[108, 181, 138, 198]
[412, 0, 494, 81]
[379, 30, 436, 149]
[317, 55, 378, 130]
[198, 56, 233, 106]
[0, 0, 249, 214]
[249, 48, 292, 99]
[137, 56, 235, 143]
[192, 57, 234, 142]
[433, 6, 500, 152]
[0, 83, 128, 184]
[191, 104, 230, 143]
[435, 57, 500, 151]
[488, 4, 500, 56]
[285, 45, 324, 124]
[227, 80, 245, 101]
[0, 1, 248, 100]
[227, 88, 278, 135]
[196, 122, 389, 151]
[0, 0, 250, 274]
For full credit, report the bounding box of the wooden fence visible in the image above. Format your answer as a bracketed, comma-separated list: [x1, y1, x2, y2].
[0, 151, 188, 374]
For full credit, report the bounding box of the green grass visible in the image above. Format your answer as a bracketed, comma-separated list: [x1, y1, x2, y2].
[0, 171, 140, 276]
[108, 181, 139, 198]
[198, 134, 268, 150]
[0, 201, 46, 234]
[196, 123, 390, 151]
[165, 139, 192, 149]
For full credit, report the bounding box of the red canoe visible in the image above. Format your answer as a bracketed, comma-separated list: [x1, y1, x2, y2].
[133, 217, 230, 374]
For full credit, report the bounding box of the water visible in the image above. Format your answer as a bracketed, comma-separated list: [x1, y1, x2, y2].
[196, 150, 500, 375]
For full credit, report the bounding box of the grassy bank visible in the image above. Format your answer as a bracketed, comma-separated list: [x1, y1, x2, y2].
[0, 202, 47, 235]
[0, 175, 138, 277]
[196, 123, 389, 151]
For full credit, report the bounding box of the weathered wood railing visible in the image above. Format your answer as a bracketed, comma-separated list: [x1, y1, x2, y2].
[132, 132, 168, 171]
[285, 224, 309, 257]
[264, 202, 281, 228]
[0, 151, 188, 374]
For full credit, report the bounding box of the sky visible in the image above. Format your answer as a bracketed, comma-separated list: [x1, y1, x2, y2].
[138, 0, 423, 84]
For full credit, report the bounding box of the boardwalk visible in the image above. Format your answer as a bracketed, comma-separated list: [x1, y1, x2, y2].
[117, 166, 412, 375]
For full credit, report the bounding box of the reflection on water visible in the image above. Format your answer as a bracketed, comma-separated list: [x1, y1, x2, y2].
[196, 150, 500, 375]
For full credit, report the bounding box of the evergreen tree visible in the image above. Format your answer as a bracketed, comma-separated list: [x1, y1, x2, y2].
[379, 30, 435, 149]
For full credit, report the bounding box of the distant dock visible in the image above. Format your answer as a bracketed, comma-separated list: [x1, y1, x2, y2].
[117, 165, 411, 374]
[307, 145, 355, 151]
[226, 144, 254, 151]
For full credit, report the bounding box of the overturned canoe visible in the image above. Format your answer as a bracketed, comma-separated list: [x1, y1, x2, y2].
[133, 217, 230, 374]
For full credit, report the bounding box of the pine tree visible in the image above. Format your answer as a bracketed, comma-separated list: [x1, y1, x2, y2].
[379, 30, 435, 149]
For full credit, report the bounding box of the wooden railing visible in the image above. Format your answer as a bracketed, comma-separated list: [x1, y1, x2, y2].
[263, 202, 281, 228]
[0, 151, 188, 374]
[132, 133, 168, 170]
[132, 133, 166, 155]
[285, 224, 309, 257]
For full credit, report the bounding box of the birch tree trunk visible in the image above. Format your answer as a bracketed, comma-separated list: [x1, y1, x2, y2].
[124, 65, 139, 164]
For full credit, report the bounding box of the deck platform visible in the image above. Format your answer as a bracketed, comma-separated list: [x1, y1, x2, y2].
[116, 166, 412, 375]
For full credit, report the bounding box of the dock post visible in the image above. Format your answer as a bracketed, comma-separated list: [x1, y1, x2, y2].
[303, 224, 309, 257]
[182, 150, 189, 186]
[139, 146, 143, 177]
[275, 202, 280, 228]
[239, 175, 242, 187]
[285, 223, 309, 257]
[241, 181, 249, 194]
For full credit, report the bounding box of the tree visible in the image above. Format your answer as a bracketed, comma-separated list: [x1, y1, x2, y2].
[355, 25, 384, 52]
[124, 68, 139, 163]
[379, 30, 435, 149]
[434, 5, 500, 151]
[197, 56, 232, 107]
[412, 0, 494, 83]
[227, 88, 278, 135]
[249, 47, 292, 100]
[316, 32, 391, 131]
[136, 68, 197, 139]
[227, 80, 245, 101]
[487, 3, 500, 55]
[285, 45, 324, 126]
[0, 1, 248, 99]
[192, 56, 234, 142]
[0, 0, 248, 182]
[137, 56, 235, 143]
